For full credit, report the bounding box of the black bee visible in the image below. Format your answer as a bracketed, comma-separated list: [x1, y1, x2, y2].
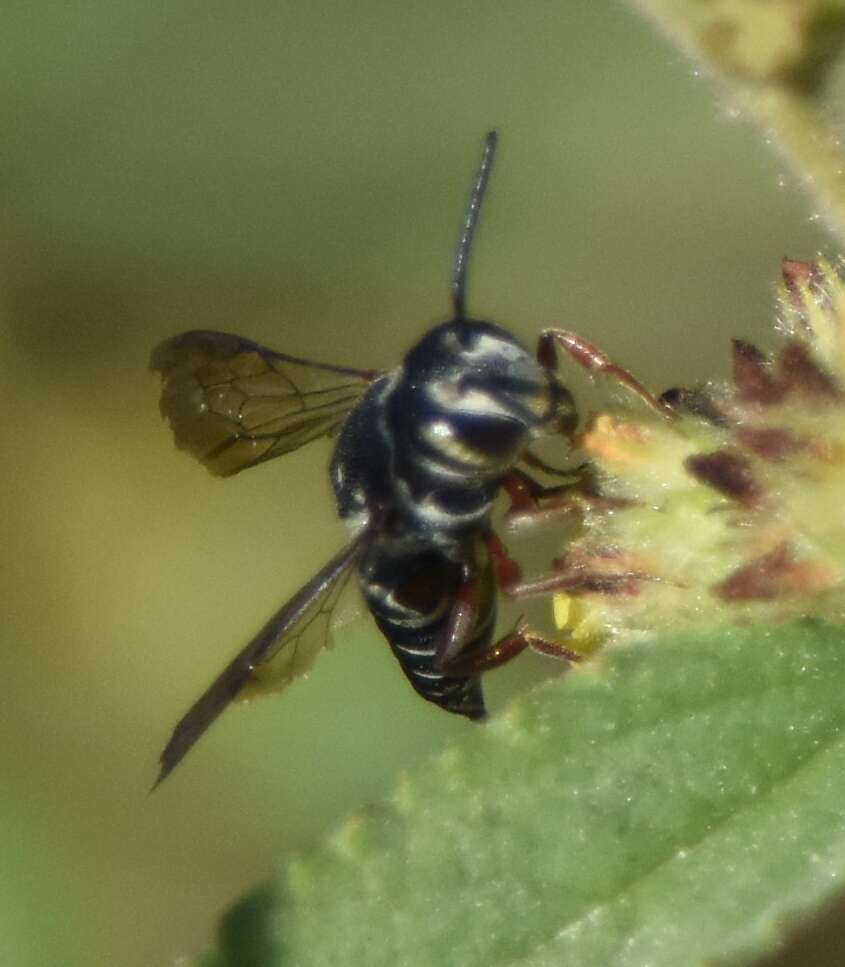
[151, 132, 660, 786]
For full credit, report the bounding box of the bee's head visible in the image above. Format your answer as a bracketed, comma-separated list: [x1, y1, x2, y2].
[406, 319, 572, 435]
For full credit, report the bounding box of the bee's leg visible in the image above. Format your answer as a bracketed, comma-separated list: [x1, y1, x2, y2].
[484, 531, 523, 590]
[444, 620, 582, 676]
[537, 328, 673, 416]
[508, 559, 651, 598]
[437, 537, 585, 676]
[434, 532, 527, 668]
[434, 570, 482, 669]
[501, 468, 585, 523]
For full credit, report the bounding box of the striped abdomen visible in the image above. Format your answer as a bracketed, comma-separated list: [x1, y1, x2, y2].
[358, 538, 494, 719]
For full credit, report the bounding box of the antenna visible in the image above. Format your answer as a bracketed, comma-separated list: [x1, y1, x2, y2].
[452, 130, 498, 320]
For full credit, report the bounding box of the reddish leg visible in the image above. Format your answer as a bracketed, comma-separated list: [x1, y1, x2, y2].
[509, 555, 657, 598]
[538, 328, 674, 416]
[436, 536, 584, 674]
[434, 570, 482, 668]
[501, 468, 586, 524]
[485, 532, 523, 590]
[434, 535, 525, 668]
[444, 620, 582, 676]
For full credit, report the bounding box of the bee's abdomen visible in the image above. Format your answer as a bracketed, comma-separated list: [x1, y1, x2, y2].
[376, 614, 487, 719]
[360, 541, 492, 720]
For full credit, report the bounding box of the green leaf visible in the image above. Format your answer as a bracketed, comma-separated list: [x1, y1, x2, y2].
[202, 622, 845, 966]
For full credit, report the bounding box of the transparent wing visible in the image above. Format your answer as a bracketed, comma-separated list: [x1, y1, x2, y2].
[155, 536, 366, 787]
[150, 329, 379, 476]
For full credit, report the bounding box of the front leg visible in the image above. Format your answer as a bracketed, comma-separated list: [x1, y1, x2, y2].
[538, 328, 673, 416]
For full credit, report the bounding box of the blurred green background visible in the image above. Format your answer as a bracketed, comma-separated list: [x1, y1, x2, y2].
[0, 2, 831, 965]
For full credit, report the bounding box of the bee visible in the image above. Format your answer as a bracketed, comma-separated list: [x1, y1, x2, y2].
[151, 132, 663, 786]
